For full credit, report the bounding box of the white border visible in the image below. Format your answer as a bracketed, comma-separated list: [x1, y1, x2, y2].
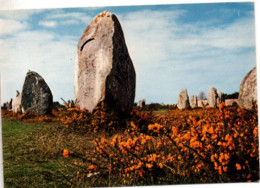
[0, 0, 257, 10]
[0, 1, 259, 188]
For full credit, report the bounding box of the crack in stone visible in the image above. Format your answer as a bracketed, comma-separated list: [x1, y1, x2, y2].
[80, 38, 95, 51]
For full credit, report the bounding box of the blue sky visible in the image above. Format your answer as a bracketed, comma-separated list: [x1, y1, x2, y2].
[0, 2, 256, 104]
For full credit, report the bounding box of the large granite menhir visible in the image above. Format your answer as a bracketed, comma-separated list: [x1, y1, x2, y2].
[238, 67, 257, 109]
[21, 70, 53, 115]
[74, 11, 136, 112]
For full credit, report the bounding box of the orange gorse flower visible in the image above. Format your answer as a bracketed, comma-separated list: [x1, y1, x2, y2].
[236, 163, 242, 171]
[148, 123, 163, 133]
[63, 149, 70, 158]
[88, 165, 98, 171]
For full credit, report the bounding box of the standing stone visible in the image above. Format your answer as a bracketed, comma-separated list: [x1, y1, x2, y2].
[238, 67, 257, 109]
[208, 87, 218, 108]
[7, 98, 13, 110]
[21, 70, 53, 115]
[198, 100, 208, 108]
[190, 95, 198, 109]
[225, 99, 239, 107]
[75, 11, 136, 112]
[177, 89, 190, 110]
[138, 99, 146, 108]
[12, 90, 22, 113]
[216, 91, 224, 105]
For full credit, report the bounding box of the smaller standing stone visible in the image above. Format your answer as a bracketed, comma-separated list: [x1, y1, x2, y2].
[12, 90, 22, 113]
[138, 99, 146, 108]
[217, 91, 224, 105]
[21, 70, 53, 115]
[190, 95, 198, 109]
[7, 98, 13, 110]
[208, 87, 218, 108]
[177, 89, 190, 110]
[198, 100, 208, 108]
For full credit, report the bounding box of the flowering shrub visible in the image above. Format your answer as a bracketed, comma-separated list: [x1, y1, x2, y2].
[59, 102, 129, 134]
[62, 103, 259, 186]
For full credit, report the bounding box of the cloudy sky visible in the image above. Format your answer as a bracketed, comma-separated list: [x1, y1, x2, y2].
[0, 2, 256, 104]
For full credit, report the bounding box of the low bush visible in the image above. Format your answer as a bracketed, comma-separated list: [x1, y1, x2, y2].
[60, 103, 259, 186]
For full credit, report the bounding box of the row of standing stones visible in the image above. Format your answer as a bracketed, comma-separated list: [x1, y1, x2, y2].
[2, 11, 257, 115]
[177, 87, 224, 110]
[177, 67, 257, 110]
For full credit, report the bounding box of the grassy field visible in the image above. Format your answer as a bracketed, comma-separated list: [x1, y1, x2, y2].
[1, 108, 168, 187]
[2, 118, 61, 187]
[1, 117, 96, 187]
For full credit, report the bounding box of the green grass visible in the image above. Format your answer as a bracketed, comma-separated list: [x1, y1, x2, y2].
[1, 117, 87, 187]
[153, 109, 170, 115]
[142, 109, 170, 115]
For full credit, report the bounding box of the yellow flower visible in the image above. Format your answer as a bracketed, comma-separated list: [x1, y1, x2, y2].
[88, 165, 97, 171]
[236, 163, 241, 170]
[208, 126, 214, 134]
[211, 154, 215, 162]
[148, 123, 163, 133]
[146, 163, 153, 169]
[218, 166, 223, 175]
[218, 102, 225, 111]
[171, 127, 178, 136]
[63, 149, 69, 158]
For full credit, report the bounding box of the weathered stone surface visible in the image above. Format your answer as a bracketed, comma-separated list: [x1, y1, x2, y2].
[138, 99, 146, 108]
[21, 71, 53, 115]
[217, 91, 224, 104]
[190, 95, 198, 108]
[198, 100, 208, 108]
[75, 11, 136, 112]
[208, 87, 218, 108]
[12, 90, 22, 113]
[238, 67, 257, 109]
[177, 89, 190, 110]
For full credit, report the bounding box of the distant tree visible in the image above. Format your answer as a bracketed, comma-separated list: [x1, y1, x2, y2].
[198, 91, 206, 100]
[223, 92, 239, 100]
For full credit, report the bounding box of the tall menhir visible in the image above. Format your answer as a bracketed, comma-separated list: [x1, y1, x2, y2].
[74, 11, 136, 112]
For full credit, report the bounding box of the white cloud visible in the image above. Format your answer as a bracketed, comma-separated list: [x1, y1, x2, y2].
[0, 18, 27, 35]
[39, 11, 92, 27]
[0, 29, 76, 103]
[0, 9, 44, 20]
[39, 20, 57, 27]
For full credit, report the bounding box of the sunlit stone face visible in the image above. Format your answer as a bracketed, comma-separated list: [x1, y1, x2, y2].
[75, 11, 136, 112]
